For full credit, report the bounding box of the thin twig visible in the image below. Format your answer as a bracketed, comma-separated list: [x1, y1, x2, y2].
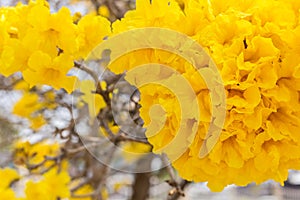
[162, 154, 177, 186]
[168, 180, 190, 200]
[72, 192, 95, 198]
[162, 154, 190, 200]
[115, 132, 150, 145]
[74, 60, 111, 105]
[101, 117, 115, 138]
[66, 142, 101, 155]
[74, 61, 99, 84]
[90, 0, 101, 12]
[26, 153, 64, 171]
[71, 178, 91, 193]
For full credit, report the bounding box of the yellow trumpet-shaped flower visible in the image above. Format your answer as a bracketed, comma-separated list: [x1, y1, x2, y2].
[0, 188, 18, 200]
[13, 93, 43, 118]
[23, 51, 77, 93]
[76, 14, 111, 58]
[0, 168, 20, 189]
[25, 168, 71, 200]
[26, 4, 77, 56]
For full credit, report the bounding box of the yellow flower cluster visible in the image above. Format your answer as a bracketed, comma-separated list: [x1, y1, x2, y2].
[13, 92, 46, 130]
[0, 0, 111, 93]
[0, 168, 22, 200]
[0, 141, 73, 200]
[8, 140, 94, 200]
[69, 182, 93, 200]
[106, 0, 300, 191]
[0, 167, 90, 200]
[13, 81, 57, 130]
[99, 121, 152, 161]
[25, 168, 70, 200]
[14, 141, 61, 170]
[2, 0, 300, 192]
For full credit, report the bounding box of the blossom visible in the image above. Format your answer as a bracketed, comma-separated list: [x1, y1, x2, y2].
[25, 181, 51, 200]
[13, 93, 43, 118]
[12, 87, 58, 130]
[30, 114, 46, 130]
[106, 0, 300, 191]
[122, 142, 152, 161]
[42, 168, 71, 199]
[112, 0, 186, 34]
[14, 141, 60, 170]
[98, 5, 110, 18]
[76, 14, 111, 58]
[26, 3, 77, 56]
[1, 0, 300, 193]
[13, 92, 47, 130]
[0, 4, 34, 76]
[0, 168, 20, 189]
[22, 51, 77, 93]
[0, 188, 18, 200]
[70, 183, 93, 200]
[13, 141, 70, 200]
[25, 169, 71, 200]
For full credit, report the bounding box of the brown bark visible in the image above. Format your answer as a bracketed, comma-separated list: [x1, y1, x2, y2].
[131, 172, 151, 200]
[131, 157, 153, 200]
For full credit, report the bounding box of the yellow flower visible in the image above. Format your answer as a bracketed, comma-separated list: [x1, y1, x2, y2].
[0, 37, 40, 76]
[76, 14, 111, 58]
[26, 4, 77, 56]
[121, 142, 152, 161]
[23, 51, 77, 93]
[43, 169, 71, 199]
[243, 36, 279, 63]
[112, 0, 186, 34]
[13, 92, 46, 130]
[101, 187, 109, 200]
[13, 89, 56, 130]
[99, 122, 119, 136]
[25, 168, 70, 200]
[98, 5, 110, 18]
[14, 80, 30, 91]
[25, 181, 51, 200]
[0, 188, 18, 200]
[70, 183, 93, 200]
[0, 2, 41, 76]
[107, 0, 300, 191]
[0, 0, 74, 79]
[253, 0, 296, 28]
[30, 115, 46, 130]
[209, 0, 257, 16]
[0, 168, 20, 189]
[28, 142, 60, 166]
[2, 0, 300, 193]
[13, 140, 60, 170]
[13, 93, 43, 118]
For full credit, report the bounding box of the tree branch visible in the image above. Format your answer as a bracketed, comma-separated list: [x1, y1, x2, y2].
[74, 61, 99, 84]
[162, 155, 191, 200]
